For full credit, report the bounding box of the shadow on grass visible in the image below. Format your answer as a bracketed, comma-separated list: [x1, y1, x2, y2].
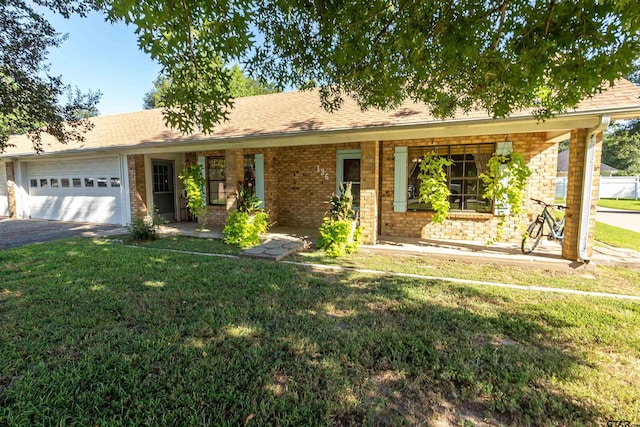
[0, 238, 619, 426]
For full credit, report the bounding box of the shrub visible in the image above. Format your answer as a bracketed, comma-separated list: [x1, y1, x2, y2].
[223, 210, 269, 248]
[127, 211, 166, 241]
[318, 183, 361, 257]
[317, 218, 361, 257]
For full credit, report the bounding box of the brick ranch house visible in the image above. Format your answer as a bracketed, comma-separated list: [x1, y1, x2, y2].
[2, 80, 640, 262]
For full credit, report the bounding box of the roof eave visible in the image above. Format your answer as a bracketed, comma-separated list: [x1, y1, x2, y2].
[3, 105, 640, 159]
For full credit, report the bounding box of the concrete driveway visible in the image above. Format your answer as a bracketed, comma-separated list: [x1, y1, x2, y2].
[596, 207, 640, 233]
[0, 219, 127, 250]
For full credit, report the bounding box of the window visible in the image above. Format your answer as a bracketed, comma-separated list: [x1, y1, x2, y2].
[408, 144, 494, 213]
[61, 178, 70, 187]
[84, 177, 95, 187]
[73, 178, 82, 187]
[153, 163, 171, 192]
[342, 158, 361, 206]
[40, 178, 48, 188]
[97, 178, 108, 188]
[110, 177, 121, 187]
[243, 155, 255, 190]
[30, 179, 38, 188]
[207, 156, 226, 205]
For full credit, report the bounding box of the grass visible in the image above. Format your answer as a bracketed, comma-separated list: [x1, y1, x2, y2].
[595, 222, 640, 252]
[292, 249, 640, 297]
[597, 198, 640, 211]
[126, 236, 241, 255]
[1, 239, 639, 426]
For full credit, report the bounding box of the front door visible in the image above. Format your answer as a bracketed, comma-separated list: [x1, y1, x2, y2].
[152, 160, 176, 222]
[336, 150, 361, 208]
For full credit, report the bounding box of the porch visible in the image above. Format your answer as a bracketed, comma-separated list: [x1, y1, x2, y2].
[155, 222, 640, 269]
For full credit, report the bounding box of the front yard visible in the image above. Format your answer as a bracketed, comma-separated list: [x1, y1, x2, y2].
[1, 238, 639, 426]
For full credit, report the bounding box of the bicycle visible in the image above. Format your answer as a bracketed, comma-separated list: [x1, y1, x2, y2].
[521, 199, 566, 254]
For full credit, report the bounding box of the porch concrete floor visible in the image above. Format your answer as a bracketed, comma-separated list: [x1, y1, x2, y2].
[156, 222, 640, 269]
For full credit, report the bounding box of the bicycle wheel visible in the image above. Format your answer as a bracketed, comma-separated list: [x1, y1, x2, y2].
[521, 220, 544, 254]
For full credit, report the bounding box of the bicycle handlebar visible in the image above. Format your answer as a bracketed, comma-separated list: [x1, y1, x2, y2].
[530, 198, 566, 210]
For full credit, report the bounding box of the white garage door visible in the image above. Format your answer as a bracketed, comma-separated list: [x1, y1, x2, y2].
[26, 157, 124, 224]
[0, 162, 9, 217]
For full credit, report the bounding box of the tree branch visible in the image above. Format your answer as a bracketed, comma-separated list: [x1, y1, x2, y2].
[543, 0, 557, 37]
[492, 0, 510, 51]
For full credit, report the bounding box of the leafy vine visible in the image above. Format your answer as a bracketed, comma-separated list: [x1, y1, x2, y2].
[479, 152, 532, 242]
[417, 152, 453, 224]
[179, 164, 208, 230]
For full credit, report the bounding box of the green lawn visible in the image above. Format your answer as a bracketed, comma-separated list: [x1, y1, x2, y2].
[598, 198, 640, 211]
[127, 235, 242, 255]
[595, 222, 640, 252]
[1, 238, 639, 426]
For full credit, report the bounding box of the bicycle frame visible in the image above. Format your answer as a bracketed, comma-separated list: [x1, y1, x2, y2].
[537, 204, 565, 240]
[522, 199, 566, 254]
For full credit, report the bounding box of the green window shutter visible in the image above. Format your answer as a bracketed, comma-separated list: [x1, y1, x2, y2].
[197, 156, 207, 204]
[255, 153, 265, 208]
[494, 141, 513, 215]
[394, 147, 408, 212]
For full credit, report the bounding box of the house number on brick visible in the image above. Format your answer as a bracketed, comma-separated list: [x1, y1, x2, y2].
[316, 165, 330, 180]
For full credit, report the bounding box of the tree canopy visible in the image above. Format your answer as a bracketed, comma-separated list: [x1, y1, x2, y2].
[0, 0, 101, 153]
[3, 0, 640, 153]
[105, 0, 640, 135]
[143, 65, 278, 110]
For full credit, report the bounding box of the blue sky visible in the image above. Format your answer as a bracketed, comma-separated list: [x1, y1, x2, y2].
[45, 10, 162, 116]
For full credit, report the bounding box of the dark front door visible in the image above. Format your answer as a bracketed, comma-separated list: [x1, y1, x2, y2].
[152, 160, 176, 222]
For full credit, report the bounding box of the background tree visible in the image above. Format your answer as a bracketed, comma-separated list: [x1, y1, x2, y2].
[104, 0, 640, 135]
[603, 121, 640, 175]
[0, 0, 101, 153]
[601, 59, 640, 175]
[142, 65, 278, 110]
[142, 76, 171, 110]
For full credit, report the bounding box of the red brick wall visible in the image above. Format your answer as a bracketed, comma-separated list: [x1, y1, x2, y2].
[179, 131, 558, 243]
[380, 133, 555, 242]
[274, 143, 360, 228]
[127, 155, 148, 219]
[6, 161, 16, 218]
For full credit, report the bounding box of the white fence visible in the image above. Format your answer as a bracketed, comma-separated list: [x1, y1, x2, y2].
[556, 176, 640, 200]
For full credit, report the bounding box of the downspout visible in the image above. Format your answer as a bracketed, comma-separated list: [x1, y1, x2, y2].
[577, 115, 610, 263]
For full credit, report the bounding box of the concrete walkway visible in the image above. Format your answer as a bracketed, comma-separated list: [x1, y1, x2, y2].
[157, 222, 311, 261]
[364, 236, 640, 270]
[156, 222, 640, 269]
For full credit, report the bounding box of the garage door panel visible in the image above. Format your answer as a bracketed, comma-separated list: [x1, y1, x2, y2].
[26, 157, 121, 176]
[26, 157, 123, 224]
[29, 195, 118, 223]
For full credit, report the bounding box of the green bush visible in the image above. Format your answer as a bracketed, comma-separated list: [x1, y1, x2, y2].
[317, 182, 361, 257]
[223, 210, 269, 248]
[317, 218, 361, 257]
[127, 215, 163, 241]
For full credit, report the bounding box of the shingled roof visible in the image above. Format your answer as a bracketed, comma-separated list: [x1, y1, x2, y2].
[557, 149, 618, 173]
[4, 79, 640, 156]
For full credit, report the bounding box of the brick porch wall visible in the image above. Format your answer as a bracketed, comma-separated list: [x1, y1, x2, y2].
[127, 155, 148, 219]
[274, 142, 360, 228]
[562, 129, 601, 261]
[380, 132, 556, 242]
[360, 141, 380, 244]
[6, 161, 17, 218]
